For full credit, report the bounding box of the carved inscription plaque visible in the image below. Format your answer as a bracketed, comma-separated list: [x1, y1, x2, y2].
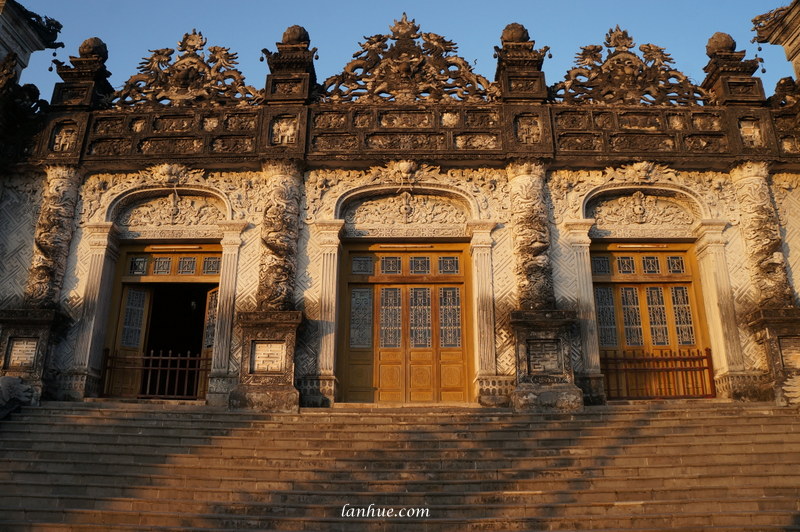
[779, 337, 800, 370]
[525, 340, 561, 374]
[251, 341, 285, 373]
[7, 338, 38, 368]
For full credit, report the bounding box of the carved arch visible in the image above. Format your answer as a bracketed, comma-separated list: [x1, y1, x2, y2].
[580, 183, 711, 221]
[333, 183, 479, 221]
[105, 185, 234, 224]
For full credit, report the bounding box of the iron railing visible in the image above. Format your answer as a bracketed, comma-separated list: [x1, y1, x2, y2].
[104, 349, 211, 399]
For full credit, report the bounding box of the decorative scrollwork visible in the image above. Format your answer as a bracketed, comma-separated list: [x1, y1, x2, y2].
[322, 14, 499, 104]
[116, 30, 262, 107]
[551, 26, 710, 106]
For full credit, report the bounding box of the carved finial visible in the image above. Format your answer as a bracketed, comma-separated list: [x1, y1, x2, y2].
[282, 25, 310, 45]
[78, 37, 108, 61]
[706, 32, 736, 57]
[178, 29, 207, 53]
[390, 13, 420, 39]
[604, 26, 634, 52]
[501, 23, 530, 45]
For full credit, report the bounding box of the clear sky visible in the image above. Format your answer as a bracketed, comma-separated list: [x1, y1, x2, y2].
[18, 0, 793, 100]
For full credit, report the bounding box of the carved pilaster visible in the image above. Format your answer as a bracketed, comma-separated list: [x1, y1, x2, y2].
[506, 159, 554, 310]
[313, 219, 344, 405]
[730, 162, 794, 309]
[25, 166, 82, 308]
[467, 220, 497, 381]
[258, 160, 303, 311]
[564, 219, 605, 404]
[68, 222, 119, 400]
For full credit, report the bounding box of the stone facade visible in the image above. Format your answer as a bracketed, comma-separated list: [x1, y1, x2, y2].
[3, 11, 800, 411]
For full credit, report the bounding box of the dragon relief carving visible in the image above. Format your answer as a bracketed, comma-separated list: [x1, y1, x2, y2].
[258, 169, 303, 311]
[115, 30, 261, 107]
[304, 161, 509, 224]
[548, 161, 735, 225]
[323, 13, 499, 104]
[25, 167, 81, 308]
[117, 193, 224, 227]
[81, 163, 267, 225]
[731, 163, 794, 309]
[507, 161, 554, 310]
[552, 26, 710, 106]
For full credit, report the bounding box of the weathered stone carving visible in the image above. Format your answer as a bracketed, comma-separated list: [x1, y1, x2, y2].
[589, 192, 696, 238]
[25, 166, 81, 308]
[730, 162, 794, 309]
[0, 376, 33, 418]
[305, 161, 508, 224]
[323, 14, 498, 103]
[258, 161, 303, 311]
[549, 161, 735, 224]
[81, 163, 268, 225]
[345, 192, 467, 226]
[116, 30, 261, 107]
[117, 193, 225, 227]
[552, 26, 709, 105]
[270, 116, 298, 145]
[507, 160, 554, 310]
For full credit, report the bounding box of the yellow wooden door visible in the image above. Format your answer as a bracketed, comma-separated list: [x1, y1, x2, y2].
[340, 248, 469, 403]
[592, 247, 714, 399]
[107, 285, 152, 397]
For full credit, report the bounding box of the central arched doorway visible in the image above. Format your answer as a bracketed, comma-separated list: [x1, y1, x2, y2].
[337, 242, 474, 403]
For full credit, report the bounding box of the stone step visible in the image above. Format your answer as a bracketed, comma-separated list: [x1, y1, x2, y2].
[2, 446, 799, 475]
[2, 493, 799, 520]
[5, 479, 798, 506]
[0, 507, 798, 531]
[5, 468, 799, 493]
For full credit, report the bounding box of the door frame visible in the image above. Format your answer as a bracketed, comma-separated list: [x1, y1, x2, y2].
[336, 241, 475, 403]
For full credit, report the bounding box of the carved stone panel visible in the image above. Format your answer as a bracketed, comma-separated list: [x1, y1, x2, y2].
[343, 192, 468, 238]
[588, 191, 697, 238]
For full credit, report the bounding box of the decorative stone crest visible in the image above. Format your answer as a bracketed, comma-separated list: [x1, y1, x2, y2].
[323, 14, 498, 103]
[552, 26, 709, 105]
[116, 30, 261, 107]
[25, 166, 81, 307]
[589, 191, 696, 238]
[343, 192, 468, 238]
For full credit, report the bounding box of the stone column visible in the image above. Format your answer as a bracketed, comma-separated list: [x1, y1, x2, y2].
[564, 219, 605, 404]
[506, 160, 555, 310]
[730, 162, 800, 404]
[257, 160, 304, 311]
[205, 221, 249, 406]
[25, 166, 82, 307]
[309, 219, 345, 405]
[467, 221, 509, 405]
[68, 222, 120, 400]
[4, 165, 82, 403]
[505, 160, 582, 412]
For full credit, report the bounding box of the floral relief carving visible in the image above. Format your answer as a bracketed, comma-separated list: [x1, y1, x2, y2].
[304, 161, 509, 224]
[344, 192, 468, 227]
[117, 193, 224, 227]
[588, 191, 696, 238]
[25, 167, 82, 307]
[548, 161, 735, 225]
[81, 163, 268, 225]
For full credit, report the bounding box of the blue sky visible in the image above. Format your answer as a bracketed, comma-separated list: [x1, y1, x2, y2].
[19, 0, 793, 100]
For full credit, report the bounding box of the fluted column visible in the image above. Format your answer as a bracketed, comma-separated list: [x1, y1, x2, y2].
[467, 221, 497, 376]
[68, 222, 120, 398]
[506, 159, 555, 310]
[213, 222, 248, 376]
[314, 220, 345, 379]
[25, 166, 82, 308]
[564, 220, 600, 376]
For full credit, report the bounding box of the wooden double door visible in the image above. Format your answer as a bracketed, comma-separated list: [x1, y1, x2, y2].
[339, 245, 471, 403]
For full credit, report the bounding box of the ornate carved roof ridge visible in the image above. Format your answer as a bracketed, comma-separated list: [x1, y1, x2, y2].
[322, 13, 499, 104]
[115, 29, 262, 108]
[551, 26, 710, 106]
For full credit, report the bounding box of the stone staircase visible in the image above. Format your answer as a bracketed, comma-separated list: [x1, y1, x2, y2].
[0, 400, 799, 531]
